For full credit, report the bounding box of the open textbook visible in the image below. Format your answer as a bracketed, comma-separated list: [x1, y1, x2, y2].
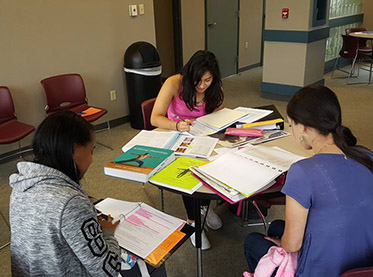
[95, 198, 191, 266]
[122, 130, 218, 159]
[189, 108, 248, 136]
[191, 145, 306, 200]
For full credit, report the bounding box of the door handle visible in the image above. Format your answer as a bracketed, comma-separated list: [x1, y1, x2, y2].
[207, 22, 217, 28]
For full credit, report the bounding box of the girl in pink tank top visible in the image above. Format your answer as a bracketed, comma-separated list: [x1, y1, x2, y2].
[150, 50, 225, 250]
[151, 50, 224, 132]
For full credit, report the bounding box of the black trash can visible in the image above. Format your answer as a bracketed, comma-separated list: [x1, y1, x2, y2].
[124, 41, 162, 129]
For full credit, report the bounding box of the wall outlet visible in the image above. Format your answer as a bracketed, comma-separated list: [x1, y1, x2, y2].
[129, 4, 138, 16]
[139, 4, 145, 15]
[245, 41, 249, 49]
[110, 90, 117, 101]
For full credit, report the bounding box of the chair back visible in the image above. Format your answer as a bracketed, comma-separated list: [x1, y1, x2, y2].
[40, 73, 87, 114]
[339, 35, 359, 59]
[346, 27, 369, 49]
[0, 86, 16, 124]
[141, 97, 156, 130]
[341, 267, 373, 277]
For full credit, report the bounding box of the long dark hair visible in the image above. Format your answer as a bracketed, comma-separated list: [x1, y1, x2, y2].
[287, 84, 373, 171]
[32, 111, 94, 182]
[180, 50, 224, 113]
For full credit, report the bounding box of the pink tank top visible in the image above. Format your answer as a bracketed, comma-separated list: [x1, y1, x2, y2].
[167, 83, 206, 121]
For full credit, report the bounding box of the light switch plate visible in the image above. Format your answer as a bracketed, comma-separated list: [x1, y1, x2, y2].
[139, 4, 145, 15]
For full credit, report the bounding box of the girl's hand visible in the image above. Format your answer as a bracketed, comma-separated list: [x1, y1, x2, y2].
[264, 236, 282, 247]
[98, 214, 120, 232]
[177, 119, 193, 132]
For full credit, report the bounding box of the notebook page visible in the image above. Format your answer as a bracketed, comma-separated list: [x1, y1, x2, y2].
[196, 108, 248, 129]
[236, 145, 305, 172]
[122, 130, 179, 152]
[95, 198, 139, 222]
[197, 152, 279, 196]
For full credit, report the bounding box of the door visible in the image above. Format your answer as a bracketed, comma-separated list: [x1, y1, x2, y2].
[206, 0, 239, 78]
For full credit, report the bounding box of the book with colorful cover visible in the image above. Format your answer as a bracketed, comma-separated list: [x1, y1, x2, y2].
[104, 145, 175, 183]
[149, 156, 206, 194]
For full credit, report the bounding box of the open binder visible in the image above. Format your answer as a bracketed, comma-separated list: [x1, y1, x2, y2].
[95, 198, 194, 267]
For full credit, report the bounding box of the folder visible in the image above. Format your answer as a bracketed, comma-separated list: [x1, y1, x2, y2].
[237, 105, 284, 130]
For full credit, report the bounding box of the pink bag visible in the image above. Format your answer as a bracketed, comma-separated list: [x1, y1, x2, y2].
[224, 128, 263, 137]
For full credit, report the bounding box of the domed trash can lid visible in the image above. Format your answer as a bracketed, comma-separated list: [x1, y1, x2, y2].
[124, 41, 161, 69]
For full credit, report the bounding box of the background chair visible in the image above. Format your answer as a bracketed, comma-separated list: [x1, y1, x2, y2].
[0, 86, 35, 162]
[341, 267, 373, 277]
[346, 27, 372, 53]
[40, 73, 112, 149]
[141, 97, 156, 130]
[331, 35, 371, 83]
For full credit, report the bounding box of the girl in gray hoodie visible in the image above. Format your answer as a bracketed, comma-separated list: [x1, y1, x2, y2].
[9, 111, 121, 276]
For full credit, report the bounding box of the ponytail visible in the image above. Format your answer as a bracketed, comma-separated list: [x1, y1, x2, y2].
[332, 125, 373, 172]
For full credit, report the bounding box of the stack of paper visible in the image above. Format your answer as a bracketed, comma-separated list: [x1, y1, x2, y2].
[190, 145, 305, 203]
[189, 108, 248, 136]
[122, 130, 218, 159]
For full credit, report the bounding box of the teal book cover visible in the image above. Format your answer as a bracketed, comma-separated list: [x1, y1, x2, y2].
[106, 145, 174, 176]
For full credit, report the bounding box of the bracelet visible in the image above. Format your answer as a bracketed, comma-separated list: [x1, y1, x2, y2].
[175, 121, 180, 131]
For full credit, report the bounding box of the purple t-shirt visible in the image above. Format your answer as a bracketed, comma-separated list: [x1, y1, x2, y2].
[282, 153, 373, 276]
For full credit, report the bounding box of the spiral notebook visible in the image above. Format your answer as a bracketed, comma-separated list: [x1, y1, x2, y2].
[194, 145, 305, 196]
[95, 198, 193, 267]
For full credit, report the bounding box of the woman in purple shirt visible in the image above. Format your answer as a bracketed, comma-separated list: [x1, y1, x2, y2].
[244, 85, 373, 276]
[151, 50, 224, 250]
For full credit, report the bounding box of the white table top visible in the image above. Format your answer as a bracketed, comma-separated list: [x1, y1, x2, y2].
[349, 31, 373, 39]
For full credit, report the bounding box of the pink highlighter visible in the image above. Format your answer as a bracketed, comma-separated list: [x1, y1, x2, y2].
[224, 128, 263, 137]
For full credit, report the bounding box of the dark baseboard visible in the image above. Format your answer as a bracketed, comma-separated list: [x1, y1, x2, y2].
[238, 63, 261, 73]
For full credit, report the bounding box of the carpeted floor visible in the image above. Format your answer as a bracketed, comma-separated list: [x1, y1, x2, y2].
[0, 67, 372, 276]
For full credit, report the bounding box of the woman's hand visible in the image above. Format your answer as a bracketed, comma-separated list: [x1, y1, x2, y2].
[98, 214, 120, 232]
[264, 236, 282, 247]
[176, 119, 193, 132]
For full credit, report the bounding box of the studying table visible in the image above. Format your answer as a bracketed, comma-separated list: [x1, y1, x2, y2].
[150, 125, 312, 277]
[349, 31, 373, 84]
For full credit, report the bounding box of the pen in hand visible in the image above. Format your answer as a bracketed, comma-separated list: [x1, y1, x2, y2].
[169, 113, 193, 132]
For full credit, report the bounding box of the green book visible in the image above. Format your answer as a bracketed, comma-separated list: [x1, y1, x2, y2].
[149, 156, 206, 194]
[104, 145, 175, 183]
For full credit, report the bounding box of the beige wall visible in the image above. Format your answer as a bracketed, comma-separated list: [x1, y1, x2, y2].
[154, 0, 175, 77]
[363, 0, 373, 30]
[262, 41, 307, 86]
[181, 0, 205, 63]
[239, 0, 263, 69]
[265, 0, 313, 31]
[0, 0, 156, 154]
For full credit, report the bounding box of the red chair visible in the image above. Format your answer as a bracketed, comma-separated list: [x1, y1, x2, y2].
[141, 97, 156, 130]
[0, 86, 35, 162]
[40, 73, 112, 149]
[346, 27, 372, 53]
[341, 267, 373, 277]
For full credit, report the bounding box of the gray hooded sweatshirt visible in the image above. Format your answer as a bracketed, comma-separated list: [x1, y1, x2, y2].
[9, 162, 121, 276]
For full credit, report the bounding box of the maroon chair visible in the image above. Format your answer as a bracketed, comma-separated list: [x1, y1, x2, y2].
[0, 86, 35, 161]
[331, 35, 372, 83]
[346, 27, 372, 53]
[141, 97, 156, 130]
[341, 267, 373, 277]
[40, 73, 108, 122]
[40, 73, 112, 149]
